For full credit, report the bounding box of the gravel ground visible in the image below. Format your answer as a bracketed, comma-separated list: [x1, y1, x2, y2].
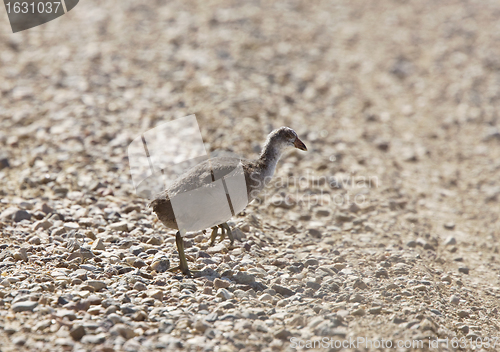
[1, 0, 500, 351]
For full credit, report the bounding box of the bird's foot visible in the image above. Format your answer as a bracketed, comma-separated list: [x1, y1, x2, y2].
[218, 224, 226, 243]
[207, 223, 235, 247]
[168, 265, 192, 277]
[167, 265, 201, 278]
[209, 226, 219, 247]
[220, 223, 234, 244]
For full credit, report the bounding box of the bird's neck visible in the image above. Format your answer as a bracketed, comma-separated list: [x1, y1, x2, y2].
[258, 139, 283, 179]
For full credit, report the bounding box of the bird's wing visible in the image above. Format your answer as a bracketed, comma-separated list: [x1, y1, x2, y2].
[151, 157, 251, 201]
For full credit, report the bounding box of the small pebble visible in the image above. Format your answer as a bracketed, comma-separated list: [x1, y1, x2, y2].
[86, 280, 107, 291]
[12, 301, 38, 313]
[151, 259, 170, 272]
[458, 267, 470, 274]
[133, 282, 147, 291]
[69, 325, 86, 341]
[450, 295, 460, 305]
[81, 334, 106, 344]
[259, 293, 273, 302]
[444, 236, 457, 246]
[13, 210, 31, 222]
[216, 288, 234, 301]
[351, 308, 365, 316]
[29, 236, 41, 245]
[444, 222, 455, 230]
[213, 278, 231, 289]
[91, 238, 105, 251]
[109, 221, 129, 232]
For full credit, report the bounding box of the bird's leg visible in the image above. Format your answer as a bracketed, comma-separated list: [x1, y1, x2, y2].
[209, 226, 219, 246]
[168, 231, 191, 277]
[220, 222, 234, 245]
[176, 231, 191, 276]
[218, 224, 226, 243]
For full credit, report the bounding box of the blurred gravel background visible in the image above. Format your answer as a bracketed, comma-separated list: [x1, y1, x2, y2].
[1, 0, 500, 351]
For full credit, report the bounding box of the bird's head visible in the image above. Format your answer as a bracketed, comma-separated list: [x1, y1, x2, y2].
[272, 126, 307, 151]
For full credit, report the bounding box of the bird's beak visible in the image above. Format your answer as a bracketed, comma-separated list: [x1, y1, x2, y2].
[294, 137, 307, 151]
